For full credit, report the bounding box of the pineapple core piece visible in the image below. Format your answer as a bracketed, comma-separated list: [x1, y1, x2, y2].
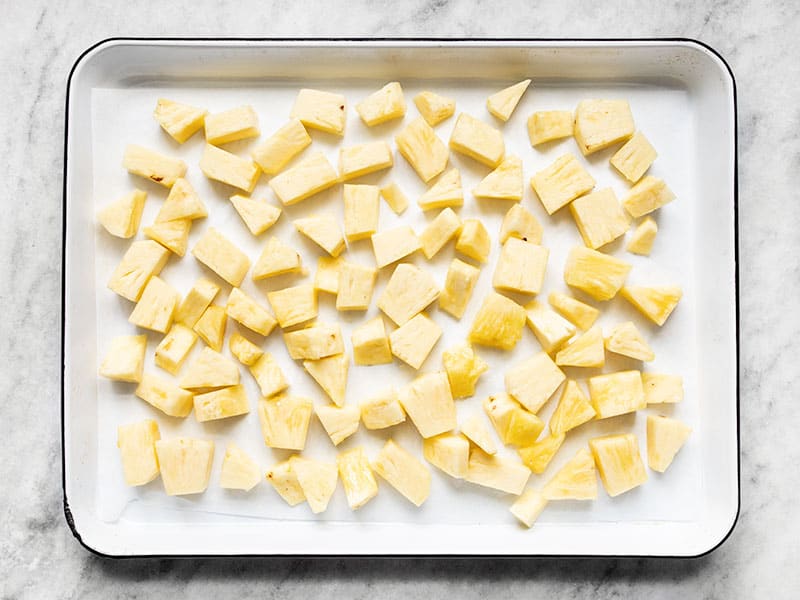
[249, 352, 288, 398]
[267, 283, 318, 328]
[122, 144, 187, 188]
[377, 263, 439, 326]
[338, 141, 393, 181]
[303, 353, 349, 406]
[589, 433, 648, 497]
[193, 384, 250, 422]
[258, 395, 313, 451]
[226, 287, 277, 336]
[337, 447, 379, 509]
[505, 351, 566, 414]
[647, 415, 691, 472]
[527, 110, 573, 146]
[199, 144, 260, 193]
[204, 105, 260, 145]
[156, 178, 207, 223]
[518, 433, 566, 474]
[266, 458, 306, 506]
[549, 380, 596, 435]
[487, 79, 531, 122]
[360, 388, 406, 430]
[153, 98, 207, 144]
[420, 207, 462, 259]
[220, 443, 261, 491]
[193, 304, 226, 351]
[253, 236, 303, 280]
[117, 419, 161, 486]
[500, 203, 543, 245]
[372, 439, 431, 507]
[642, 373, 684, 404]
[439, 258, 480, 320]
[294, 215, 346, 257]
[605, 321, 655, 361]
[129, 276, 179, 334]
[390, 313, 442, 370]
[314, 256, 343, 295]
[336, 262, 377, 311]
[395, 116, 449, 182]
[466, 449, 530, 495]
[473, 155, 524, 201]
[316, 404, 360, 446]
[230, 194, 281, 236]
[192, 227, 251, 287]
[283, 322, 344, 360]
[99, 334, 147, 383]
[547, 291, 599, 331]
[574, 99, 635, 155]
[542, 447, 598, 500]
[627, 217, 658, 256]
[107, 239, 170, 302]
[180, 347, 240, 390]
[229, 332, 263, 366]
[97, 189, 146, 238]
[176, 278, 219, 328]
[418, 168, 464, 211]
[483, 393, 544, 447]
[291, 456, 339, 514]
[155, 438, 215, 496]
[143, 219, 191, 257]
[371, 225, 422, 268]
[621, 285, 683, 326]
[564, 246, 631, 301]
[413, 91, 456, 126]
[449, 113, 505, 168]
[555, 325, 605, 368]
[442, 342, 488, 398]
[493, 238, 549, 295]
[269, 153, 339, 206]
[290, 88, 347, 135]
[399, 372, 457, 438]
[135, 373, 194, 417]
[154, 323, 197, 375]
[380, 182, 409, 215]
[622, 176, 676, 218]
[524, 300, 576, 353]
[530, 153, 595, 215]
[343, 184, 380, 242]
[251, 119, 311, 175]
[469, 291, 527, 351]
[610, 131, 657, 183]
[588, 370, 645, 419]
[569, 187, 631, 250]
[351, 317, 392, 366]
[510, 489, 549, 528]
[356, 81, 406, 126]
[460, 414, 497, 455]
[456, 219, 491, 263]
[423, 433, 470, 479]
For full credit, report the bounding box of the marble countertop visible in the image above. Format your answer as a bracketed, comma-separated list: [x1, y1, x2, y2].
[2, 0, 798, 597]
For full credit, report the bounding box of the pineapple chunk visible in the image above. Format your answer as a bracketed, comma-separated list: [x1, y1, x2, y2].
[547, 291, 599, 331]
[439, 258, 480, 320]
[266, 458, 306, 506]
[399, 372, 457, 438]
[155, 177, 207, 223]
[199, 144, 260, 193]
[143, 218, 191, 257]
[220, 443, 261, 491]
[314, 256, 343, 295]
[294, 215, 345, 257]
[530, 153, 595, 215]
[574, 99, 635, 155]
[356, 81, 406, 126]
[379, 182, 409, 215]
[527, 110, 573, 146]
[418, 168, 463, 210]
[482, 393, 520, 439]
[204, 105, 260, 145]
[564, 246, 631, 301]
[483, 394, 544, 446]
[377, 263, 439, 326]
[135, 373, 194, 417]
[154, 323, 197, 375]
[610, 131, 657, 183]
[647, 415, 691, 472]
[420, 207, 462, 259]
[524, 300, 576, 353]
[155, 438, 214, 496]
[193, 304, 226, 351]
[129, 276, 179, 334]
[180, 347, 239, 390]
[252, 236, 303, 280]
[395, 116, 449, 182]
[229, 332, 263, 366]
[549, 380, 596, 434]
[99, 334, 147, 383]
[469, 292, 526, 350]
[605, 321, 654, 361]
[589, 433, 648, 497]
[620, 285, 682, 326]
[487, 79, 531, 121]
[555, 325, 605, 368]
[642, 373, 684, 404]
[269, 152, 339, 206]
[283, 322, 343, 360]
[413, 91, 456, 126]
[466, 449, 530, 495]
[107, 239, 169, 302]
[449, 113, 505, 167]
[316, 403, 360, 445]
[249, 352, 288, 398]
[352, 317, 392, 366]
[343, 184, 380, 242]
[175, 278, 219, 328]
[337, 446, 379, 509]
[153, 98, 207, 143]
[390, 313, 442, 370]
[251, 119, 311, 174]
[303, 353, 349, 406]
[569, 187, 631, 249]
[192, 227, 251, 286]
[510, 489, 548, 528]
[336, 262, 377, 311]
[423, 433, 469, 478]
[627, 217, 658, 255]
[473, 155, 524, 201]
[291, 456, 338, 513]
[267, 283, 318, 328]
[360, 388, 405, 429]
[460, 415, 497, 455]
[456, 219, 491, 263]
[193, 384, 250, 422]
[258, 395, 313, 450]
[122, 144, 187, 188]
[371, 225, 422, 268]
[500, 203, 543, 245]
[542, 447, 598, 500]
[226, 287, 277, 336]
[442, 342, 488, 399]
[622, 176, 675, 218]
[518, 433, 566, 474]
[97, 189, 146, 238]
[117, 419, 161, 486]
[505, 351, 566, 414]
[230, 194, 281, 236]
[588, 370, 645, 419]
[493, 238, 549, 295]
[372, 439, 431, 506]
[338, 141, 393, 181]
[290, 88, 346, 135]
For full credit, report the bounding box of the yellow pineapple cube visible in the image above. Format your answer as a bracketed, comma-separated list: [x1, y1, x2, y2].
[204, 105, 260, 145]
[99, 334, 147, 383]
[228, 332, 263, 366]
[423, 433, 469, 478]
[418, 168, 463, 210]
[193, 384, 249, 422]
[605, 321, 654, 361]
[338, 447, 378, 510]
[379, 182, 409, 215]
[456, 219, 491, 263]
[530, 153, 595, 214]
[180, 347, 239, 390]
[627, 216, 658, 255]
[590, 433, 647, 497]
[524, 300, 576, 353]
[338, 141, 393, 181]
[230, 194, 281, 236]
[107, 239, 170, 302]
[316, 404, 360, 445]
[143, 218, 191, 257]
[518, 433, 566, 474]
[469, 292, 526, 350]
[395, 117, 449, 182]
[225, 287, 277, 336]
[482, 393, 519, 438]
[117, 419, 161, 486]
[449, 113, 505, 167]
[294, 214, 345, 257]
[193, 304, 226, 351]
[547, 291, 599, 330]
[155, 438, 215, 496]
[290, 88, 347, 135]
[192, 227, 251, 286]
[343, 184, 380, 242]
[97, 189, 146, 238]
[371, 225, 421, 268]
[527, 110, 573, 146]
[507, 351, 566, 413]
[336, 262, 377, 311]
[266, 458, 305, 506]
[175, 278, 219, 328]
[290, 456, 338, 513]
[647, 415, 691, 472]
[460, 414, 497, 455]
[466, 449, 530, 495]
[135, 373, 194, 417]
[564, 246, 631, 301]
[360, 388, 405, 429]
[283, 322, 343, 360]
[500, 203, 543, 245]
[569, 187, 630, 249]
[356, 81, 406, 126]
[542, 447, 598, 500]
[413, 90, 455, 126]
[269, 152, 339, 206]
[620, 285, 682, 326]
[439, 258, 480, 320]
[420, 207, 462, 259]
[510, 489, 548, 528]
[390, 313, 442, 370]
[399, 372, 457, 438]
[493, 238, 549, 295]
[483, 394, 544, 446]
[249, 352, 288, 398]
[154, 323, 197, 375]
[574, 99, 635, 155]
[549, 380, 595, 434]
[611, 131, 657, 183]
[588, 370, 645, 419]
[377, 263, 439, 326]
[372, 439, 431, 506]
[487, 79, 531, 122]
[642, 373, 684, 404]
[220, 443, 261, 491]
[122, 144, 187, 187]
[253, 236, 303, 280]
[351, 317, 392, 366]
[623, 175, 676, 218]
[267, 283, 318, 328]
[129, 276, 179, 334]
[303, 353, 348, 406]
[258, 395, 313, 450]
[442, 342, 488, 399]
[251, 119, 311, 174]
[473, 155, 524, 201]
[199, 144, 260, 193]
[555, 325, 605, 368]
[314, 256, 343, 295]
[153, 98, 207, 143]
[155, 178, 207, 223]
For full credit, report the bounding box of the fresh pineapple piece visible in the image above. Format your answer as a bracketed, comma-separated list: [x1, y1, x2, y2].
[267, 283, 318, 328]
[97, 189, 146, 238]
[154, 323, 197, 375]
[175, 278, 219, 328]
[220, 443, 261, 491]
[229, 332, 263, 366]
[456, 219, 491, 263]
[500, 203, 543, 245]
[258, 395, 313, 450]
[420, 207, 462, 259]
[549, 380, 596, 434]
[336, 262, 377, 311]
[442, 342, 488, 399]
[377, 263, 439, 326]
[627, 217, 658, 255]
[487, 79, 531, 122]
[372, 439, 431, 506]
[268, 152, 339, 206]
[193, 384, 250, 422]
[251, 119, 311, 174]
[524, 300, 576, 353]
[620, 285, 682, 326]
[379, 182, 409, 215]
[547, 291, 599, 331]
[510, 489, 548, 528]
[647, 415, 691, 472]
[605, 321, 654, 361]
[642, 373, 684, 404]
[290, 88, 347, 135]
[482, 393, 520, 440]
[193, 304, 226, 351]
[122, 144, 187, 188]
[530, 153, 595, 215]
[249, 352, 288, 398]
[395, 116, 449, 182]
[117, 419, 161, 486]
[505, 351, 566, 414]
[460, 414, 497, 455]
[623, 176, 675, 218]
[144, 218, 191, 257]
[230, 194, 281, 236]
[390, 313, 442, 370]
[371, 225, 422, 268]
[574, 99, 635, 155]
[469, 291, 527, 350]
[199, 144, 260, 193]
[418, 168, 464, 210]
[440, 260, 481, 320]
[155, 179, 206, 224]
[518, 433, 566, 474]
[266, 458, 306, 506]
[413, 91, 456, 126]
[351, 317, 392, 366]
[155, 438, 214, 496]
[555, 325, 605, 368]
[290, 456, 338, 513]
[337, 446, 379, 509]
[564, 246, 631, 301]
[473, 155, 524, 201]
[590, 433, 647, 497]
[466, 449, 530, 495]
[493, 238, 549, 295]
[180, 347, 239, 390]
[343, 184, 380, 242]
[483, 394, 544, 446]
[316, 403, 360, 445]
[99, 334, 147, 383]
[569, 187, 631, 250]
[588, 370, 645, 419]
[449, 113, 505, 168]
[542, 447, 598, 500]
[610, 131, 657, 183]
[399, 372, 457, 438]
[153, 98, 207, 143]
[204, 105, 260, 145]
[356, 81, 406, 126]
[423, 433, 469, 478]
[283, 322, 344, 360]
[252, 236, 303, 280]
[192, 227, 251, 286]
[135, 373, 194, 417]
[338, 141, 393, 181]
[129, 276, 179, 334]
[107, 239, 170, 302]
[303, 353, 348, 406]
[360, 388, 405, 429]
[527, 110, 573, 146]
[314, 256, 343, 295]
[226, 287, 277, 336]
[294, 215, 345, 257]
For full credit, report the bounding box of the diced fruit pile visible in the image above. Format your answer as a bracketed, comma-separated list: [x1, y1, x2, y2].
[99, 80, 691, 528]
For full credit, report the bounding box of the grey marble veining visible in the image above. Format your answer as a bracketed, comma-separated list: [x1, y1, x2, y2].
[1, 0, 799, 597]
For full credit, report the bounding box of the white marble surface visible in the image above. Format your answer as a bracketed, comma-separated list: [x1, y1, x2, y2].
[1, 0, 798, 597]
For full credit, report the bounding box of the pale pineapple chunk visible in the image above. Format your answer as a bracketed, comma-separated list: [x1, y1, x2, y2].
[107, 239, 170, 302]
[97, 189, 146, 238]
[620, 285, 682, 326]
[193, 384, 249, 422]
[518, 433, 565, 474]
[647, 415, 691, 472]
[524, 300, 576, 353]
[442, 342, 488, 399]
[204, 105, 260, 145]
[449, 113, 505, 167]
[316, 403, 360, 445]
[156, 177, 207, 222]
[220, 443, 261, 491]
[135, 373, 194, 417]
[505, 351, 565, 413]
[129, 276, 179, 334]
[460, 415, 497, 455]
[199, 144, 260, 193]
[399, 372, 457, 438]
[193, 304, 226, 351]
[229, 332, 263, 366]
[258, 395, 313, 450]
[372, 439, 431, 506]
[336, 262, 377, 311]
[230, 194, 281, 236]
[314, 256, 343, 295]
[153, 98, 207, 143]
[291, 456, 338, 513]
[253, 236, 303, 280]
[356, 81, 406, 126]
[338, 141, 393, 181]
[623, 175, 675, 218]
[590, 433, 647, 497]
[371, 225, 421, 268]
[482, 393, 521, 440]
[547, 291, 599, 331]
[180, 347, 239, 390]
[530, 153, 595, 214]
[423, 433, 469, 478]
[192, 227, 251, 286]
[418, 168, 463, 210]
[379, 182, 409, 215]
[266, 458, 305, 506]
[493, 238, 549, 295]
[155, 438, 214, 496]
[439, 258, 480, 320]
[251, 119, 311, 174]
[588, 370, 645, 419]
[555, 325, 605, 368]
[395, 117, 449, 182]
[549, 380, 596, 434]
[360, 388, 405, 429]
[283, 322, 344, 360]
[294, 215, 345, 257]
[303, 353, 348, 406]
[290, 88, 347, 135]
[420, 208, 462, 259]
[500, 203, 543, 245]
[269, 152, 339, 206]
[642, 373, 684, 404]
[542, 447, 598, 500]
[528, 110, 573, 146]
[377, 263, 439, 326]
[117, 419, 161, 486]
[175, 278, 219, 328]
[564, 246, 631, 301]
[610, 131, 657, 183]
[627, 217, 658, 255]
[343, 184, 380, 242]
[483, 394, 544, 446]
[574, 99, 635, 155]
[390, 313, 442, 370]
[352, 317, 392, 366]
[510, 489, 548, 528]
[487, 79, 531, 121]
[226, 287, 277, 336]
[466, 449, 530, 495]
[413, 90, 456, 126]
[337, 447, 378, 509]
[122, 144, 187, 187]
[469, 292, 526, 350]
[99, 334, 147, 383]
[569, 187, 631, 249]
[605, 321, 654, 361]
[456, 219, 491, 263]
[249, 352, 288, 397]
[473, 155, 524, 201]
[143, 218, 191, 257]
[154, 323, 197, 375]
[267, 283, 318, 328]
